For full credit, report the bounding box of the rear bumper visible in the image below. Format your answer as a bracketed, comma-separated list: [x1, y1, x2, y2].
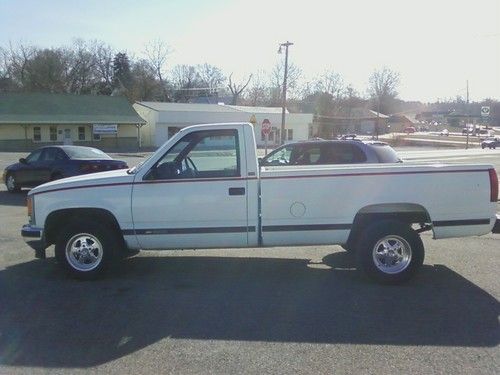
[21, 224, 47, 257]
[493, 214, 500, 234]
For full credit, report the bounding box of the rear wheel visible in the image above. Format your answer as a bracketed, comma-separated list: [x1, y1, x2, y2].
[55, 220, 118, 279]
[355, 220, 424, 284]
[6, 173, 20, 193]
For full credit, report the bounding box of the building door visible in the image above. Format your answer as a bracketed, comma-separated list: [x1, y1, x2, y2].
[63, 129, 73, 145]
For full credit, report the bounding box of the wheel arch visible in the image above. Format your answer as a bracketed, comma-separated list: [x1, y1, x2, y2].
[346, 203, 433, 248]
[45, 208, 124, 248]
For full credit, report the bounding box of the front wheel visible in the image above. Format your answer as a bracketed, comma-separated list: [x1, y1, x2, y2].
[55, 220, 118, 279]
[6, 173, 20, 193]
[355, 220, 424, 284]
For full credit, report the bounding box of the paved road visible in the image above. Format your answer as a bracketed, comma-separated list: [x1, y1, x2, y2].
[0, 149, 499, 374]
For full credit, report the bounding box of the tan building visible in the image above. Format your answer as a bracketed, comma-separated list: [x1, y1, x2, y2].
[0, 93, 145, 151]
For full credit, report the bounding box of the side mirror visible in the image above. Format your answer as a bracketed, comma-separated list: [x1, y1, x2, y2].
[19, 158, 27, 164]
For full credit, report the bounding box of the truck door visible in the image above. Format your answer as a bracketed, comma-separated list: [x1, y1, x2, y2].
[131, 128, 251, 249]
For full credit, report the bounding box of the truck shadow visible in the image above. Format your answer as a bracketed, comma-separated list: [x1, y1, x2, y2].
[0, 251, 498, 368]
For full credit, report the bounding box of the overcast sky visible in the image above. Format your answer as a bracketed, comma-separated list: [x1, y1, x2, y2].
[1, 0, 499, 102]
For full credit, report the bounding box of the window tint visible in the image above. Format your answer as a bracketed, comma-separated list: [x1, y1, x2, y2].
[26, 149, 42, 163]
[42, 148, 67, 161]
[290, 145, 321, 164]
[318, 143, 367, 164]
[150, 129, 240, 180]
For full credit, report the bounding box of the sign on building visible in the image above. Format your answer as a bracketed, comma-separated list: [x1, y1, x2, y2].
[93, 124, 118, 135]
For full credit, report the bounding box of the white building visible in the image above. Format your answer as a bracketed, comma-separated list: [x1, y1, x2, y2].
[133, 102, 313, 148]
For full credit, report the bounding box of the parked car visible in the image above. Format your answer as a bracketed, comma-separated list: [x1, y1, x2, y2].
[3, 146, 128, 192]
[404, 126, 416, 134]
[439, 129, 449, 136]
[259, 139, 402, 166]
[481, 137, 500, 149]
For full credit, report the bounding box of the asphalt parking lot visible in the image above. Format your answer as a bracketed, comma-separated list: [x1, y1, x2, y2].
[0, 150, 499, 374]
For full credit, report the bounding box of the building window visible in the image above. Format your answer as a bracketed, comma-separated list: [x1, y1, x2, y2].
[33, 127, 41, 142]
[49, 126, 57, 141]
[78, 126, 86, 141]
[93, 133, 101, 141]
[287, 129, 293, 140]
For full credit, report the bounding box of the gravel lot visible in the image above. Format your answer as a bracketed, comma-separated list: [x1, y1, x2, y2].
[0, 150, 498, 374]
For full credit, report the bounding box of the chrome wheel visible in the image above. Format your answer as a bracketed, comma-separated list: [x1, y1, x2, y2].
[6, 175, 16, 191]
[372, 235, 412, 274]
[65, 233, 103, 272]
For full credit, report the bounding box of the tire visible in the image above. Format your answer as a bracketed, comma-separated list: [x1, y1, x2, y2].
[55, 219, 118, 279]
[481, 144, 486, 149]
[355, 220, 424, 284]
[5, 173, 21, 193]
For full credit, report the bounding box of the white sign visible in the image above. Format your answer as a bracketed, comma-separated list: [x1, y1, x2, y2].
[481, 106, 490, 117]
[262, 119, 271, 135]
[93, 124, 118, 134]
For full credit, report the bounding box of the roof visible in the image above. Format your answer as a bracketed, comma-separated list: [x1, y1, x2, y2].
[135, 101, 288, 114]
[315, 108, 389, 121]
[0, 93, 146, 124]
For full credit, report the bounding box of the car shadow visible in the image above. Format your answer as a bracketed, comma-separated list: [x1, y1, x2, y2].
[0, 190, 28, 206]
[0, 251, 498, 368]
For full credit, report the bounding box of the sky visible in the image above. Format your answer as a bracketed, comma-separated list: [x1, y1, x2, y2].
[0, 0, 499, 102]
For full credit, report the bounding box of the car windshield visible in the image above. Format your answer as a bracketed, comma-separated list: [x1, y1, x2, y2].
[63, 146, 111, 160]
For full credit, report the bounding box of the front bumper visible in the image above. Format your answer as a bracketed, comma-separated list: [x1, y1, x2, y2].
[493, 214, 500, 234]
[21, 224, 47, 258]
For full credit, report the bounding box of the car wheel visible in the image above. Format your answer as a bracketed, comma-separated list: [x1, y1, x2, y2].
[5, 173, 21, 193]
[355, 220, 424, 284]
[482, 145, 486, 149]
[55, 220, 118, 279]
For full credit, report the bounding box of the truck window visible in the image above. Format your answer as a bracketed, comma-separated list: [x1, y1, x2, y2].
[148, 129, 240, 180]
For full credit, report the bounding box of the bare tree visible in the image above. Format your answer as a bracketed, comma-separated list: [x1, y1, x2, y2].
[92, 41, 114, 94]
[314, 70, 344, 99]
[270, 62, 302, 105]
[245, 70, 270, 106]
[197, 63, 225, 94]
[6, 42, 36, 89]
[368, 67, 400, 114]
[228, 73, 252, 105]
[145, 39, 171, 101]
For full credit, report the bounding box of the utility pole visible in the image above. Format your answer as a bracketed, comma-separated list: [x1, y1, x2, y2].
[278, 41, 293, 145]
[466, 80, 469, 150]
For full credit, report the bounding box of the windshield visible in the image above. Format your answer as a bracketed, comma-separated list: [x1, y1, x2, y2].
[63, 146, 111, 160]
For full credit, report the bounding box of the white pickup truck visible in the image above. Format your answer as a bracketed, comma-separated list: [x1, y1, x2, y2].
[22, 123, 500, 283]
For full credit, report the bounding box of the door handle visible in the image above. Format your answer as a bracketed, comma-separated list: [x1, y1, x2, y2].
[228, 187, 245, 196]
